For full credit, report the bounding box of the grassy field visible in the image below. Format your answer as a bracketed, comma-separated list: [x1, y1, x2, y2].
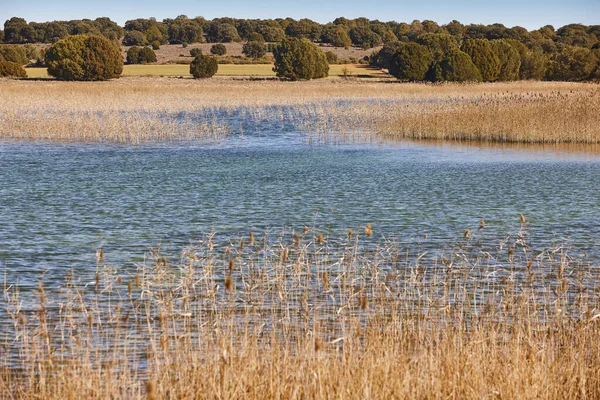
[2, 227, 600, 399]
[24, 63, 386, 79]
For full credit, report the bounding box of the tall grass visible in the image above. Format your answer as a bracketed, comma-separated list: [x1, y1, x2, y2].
[1, 78, 598, 144]
[2, 224, 600, 399]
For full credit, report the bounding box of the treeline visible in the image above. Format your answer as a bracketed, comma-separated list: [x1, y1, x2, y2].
[1, 15, 599, 81]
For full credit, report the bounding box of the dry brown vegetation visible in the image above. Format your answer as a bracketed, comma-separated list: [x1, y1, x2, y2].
[0, 78, 598, 144]
[2, 225, 600, 399]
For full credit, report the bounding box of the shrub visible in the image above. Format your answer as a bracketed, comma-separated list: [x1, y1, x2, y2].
[122, 30, 148, 46]
[431, 50, 482, 82]
[520, 49, 549, 80]
[248, 32, 265, 43]
[0, 61, 27, 77]
[0, 45, 29, 65]
[273, 37, 329, 80]
[46, 35, 123, 81]
[242, 41, 266, 59]
[189, 48, 202, 57]
[182, 42, 188, 48]
[139, 47, 157, 63]
[461, 38, 500, 81]
[546, 46, 597, 81]
[388, 42, 432, 81]
[190, 54, 218, 78]
[325, 51, 338, 64]
[151, 40, 160, 50]
[126, 46, 141, 64]
[210, 44, 226, 55]
[491, 40, 521, 81]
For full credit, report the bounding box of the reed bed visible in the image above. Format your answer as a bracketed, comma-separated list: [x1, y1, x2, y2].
[378, 88, 600, 143]
[2, 225, 600, 399]
[1, 78, 598, 144]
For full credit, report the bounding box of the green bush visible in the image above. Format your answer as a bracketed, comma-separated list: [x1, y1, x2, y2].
[242, 41, 266, 59]
[127, 46, 157, 64]
[122, 30, 148, 46]
[0, 45, 29, 65]
[273, 37, 329, 80]
[546, 46, 597, 81]
[461, 38, 500, 81]
[190, 48, 202, 57]
[416, 33, 459, 63]
[190, 54, 218, 78]
[325, 51, 338, 64]
[248, 32, 265, 43]
[151, 40, 160, 50]
[46, 35, 123, 81]
[519, 49, 549, 80]
[388, 42, 432, 81]
[210, 44, 227, 55]
[430, 50, 482, 82]
[491, 39, 521, 81]
[0, 61, 27, 77]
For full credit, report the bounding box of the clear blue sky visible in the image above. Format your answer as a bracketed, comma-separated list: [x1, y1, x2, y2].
[1, 0, 598, 30]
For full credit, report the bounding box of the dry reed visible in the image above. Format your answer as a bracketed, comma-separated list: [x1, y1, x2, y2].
[1, 78, 598, 144]
[1, 225, 600, 399]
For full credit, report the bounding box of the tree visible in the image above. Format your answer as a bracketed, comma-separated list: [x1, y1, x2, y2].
[204, 22, 241, 43]
[491, 39, 521, 81]
[273, 37, 329, 80]
[0, 30, 3, 43]
[166, 15, 204, 44]
[190, 54, 218, 78]
[190, 48, 202, 57]
[430, 50, 482, 82]
[349, 26, 382, 49]
[151, 40, 160, 50]
[372, 41, 404, 69]
[546, 46, 597, 81]
[0, 61, 27, 77]
[210, 44, 227, 55]
[257, 24, 285, 42]
[519, 49, 548, 80]
[122, 30, 148, 46]
[0, 45, 29, 65]
[285, 19, 322, 41]
[242, 41, 266, 59]
[461, 38, 500, 81]
[4, 17, 33, 43]
[416, 33, 459, 62]
[325, 51, 338, 64]
[46, 35, 123, 81]
[387, 42, 432, 81]
[248, 32, 265, 43]
[126, 46, 141, 64]
[321, 25, 351, 48]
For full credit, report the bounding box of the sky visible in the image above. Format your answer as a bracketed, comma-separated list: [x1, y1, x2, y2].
[0, 0, 598, 30]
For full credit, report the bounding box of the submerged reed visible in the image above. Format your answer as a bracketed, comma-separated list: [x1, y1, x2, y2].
[1, 224, 600, 399]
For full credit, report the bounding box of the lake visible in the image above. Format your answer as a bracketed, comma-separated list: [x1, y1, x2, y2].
[1, 130, 600, 290]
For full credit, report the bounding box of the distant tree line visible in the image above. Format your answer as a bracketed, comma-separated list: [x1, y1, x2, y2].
[2, 15, 600, 81]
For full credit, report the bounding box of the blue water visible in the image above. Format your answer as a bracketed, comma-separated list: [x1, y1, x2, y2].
[1, 132, 600, 288]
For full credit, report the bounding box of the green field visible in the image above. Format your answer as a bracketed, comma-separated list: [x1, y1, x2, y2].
[25, 64, 386, 79]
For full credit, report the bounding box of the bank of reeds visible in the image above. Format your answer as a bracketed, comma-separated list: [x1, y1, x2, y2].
[378, 88, 600, 143]
[1, 78, 598, 144]
[2, 225, 600, 399]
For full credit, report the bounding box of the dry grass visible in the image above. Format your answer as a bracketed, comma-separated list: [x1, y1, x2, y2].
[2, 225, 600, 399]
[378, 87, 600, 143]
[24, 64, 386, 79]
[0, 78, 598, 144]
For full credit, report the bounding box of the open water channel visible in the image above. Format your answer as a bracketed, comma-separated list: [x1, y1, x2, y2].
[1, 130, 600, 289]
